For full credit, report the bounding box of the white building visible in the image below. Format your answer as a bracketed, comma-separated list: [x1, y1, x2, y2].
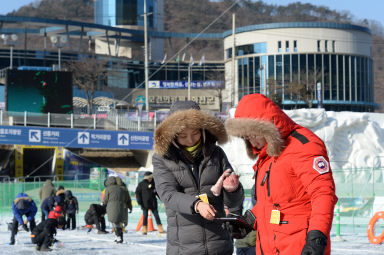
[223, 22, 375, 111]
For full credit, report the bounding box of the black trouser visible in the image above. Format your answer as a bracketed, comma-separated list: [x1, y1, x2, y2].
[10, 216, 36, 242]
[113, 223, 123, 240]
[86, 216, 106, 231]
[142, 209, 162, 226]
[66, 213, 76, 229]
[31, 233, 51, 247]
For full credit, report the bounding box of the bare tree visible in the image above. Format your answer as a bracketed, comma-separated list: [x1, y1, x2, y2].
[67, 55, 107, 114]
[266, 78, 283, 107]
[205, 70, 225, 111]
[286, 70, 317, 108]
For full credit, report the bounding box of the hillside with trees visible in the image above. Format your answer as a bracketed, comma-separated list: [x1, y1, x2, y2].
[7, 0, 384, 112]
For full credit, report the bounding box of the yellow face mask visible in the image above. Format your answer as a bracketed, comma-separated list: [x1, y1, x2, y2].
[184, 139, 201, 152]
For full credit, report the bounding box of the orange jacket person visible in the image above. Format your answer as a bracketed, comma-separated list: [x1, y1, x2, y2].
[225, 93, 338, 255]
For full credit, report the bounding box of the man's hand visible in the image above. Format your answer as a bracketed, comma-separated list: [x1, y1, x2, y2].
[196, 201, 217, 220]
[226, 210, 256, 239]
[301, 230, 327, 255]
[226, 222, 249, 239]
[22, 224, 29, 232]
[24, 219, 28, 225]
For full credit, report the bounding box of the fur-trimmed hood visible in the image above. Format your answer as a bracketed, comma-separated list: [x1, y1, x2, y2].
[154, 109, 228, 155]
[14, 193, 32, 204]
[56, 189, 66, 197]
[226, 94, 297, 159]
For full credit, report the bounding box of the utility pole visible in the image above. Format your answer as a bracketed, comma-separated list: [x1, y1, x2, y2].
[144, 0, 149, 111]
[232, 13, 237, 106]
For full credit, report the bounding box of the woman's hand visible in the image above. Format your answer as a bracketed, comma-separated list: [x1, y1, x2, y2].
[196, 201, 217, 220]
[211, 169, 232, 196]
[223, 172, 240, 192]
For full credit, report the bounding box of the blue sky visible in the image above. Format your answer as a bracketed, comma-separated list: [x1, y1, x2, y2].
[0, 0, 383, 26]
[265, 0, 383, 25]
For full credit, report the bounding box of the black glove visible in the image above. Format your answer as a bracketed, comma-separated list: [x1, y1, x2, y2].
[301, 230, 327, 255]
[226, 210, 256, 239]
[22, 224, 29, 232]
[226, 222, 249, 239]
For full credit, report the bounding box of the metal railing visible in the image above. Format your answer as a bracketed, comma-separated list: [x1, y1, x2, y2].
[0, 109, 165, 131]
[0, 109, 230, 132]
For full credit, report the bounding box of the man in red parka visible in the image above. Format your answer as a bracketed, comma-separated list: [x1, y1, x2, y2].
[225, 93, 338, 255]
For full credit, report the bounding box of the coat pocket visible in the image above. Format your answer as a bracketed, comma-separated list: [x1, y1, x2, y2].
[270, 215, 308, 235]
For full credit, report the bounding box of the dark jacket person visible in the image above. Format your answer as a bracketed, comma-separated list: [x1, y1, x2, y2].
[152, 101, 244, 255]
[31, 209, 66, 251]
[135, 171, 164, 234]
[84, 204, 108, 234]
[65, 190, 78, 230]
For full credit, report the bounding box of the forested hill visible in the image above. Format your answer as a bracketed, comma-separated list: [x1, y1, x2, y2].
[7, 0, 384, 112]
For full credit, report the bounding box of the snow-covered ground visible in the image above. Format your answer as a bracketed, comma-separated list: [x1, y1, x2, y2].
[0, 209, 383, 254]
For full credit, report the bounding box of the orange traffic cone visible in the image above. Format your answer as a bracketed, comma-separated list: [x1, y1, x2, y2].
[147, 210, 157, 232]
[136, 214, 144, 231]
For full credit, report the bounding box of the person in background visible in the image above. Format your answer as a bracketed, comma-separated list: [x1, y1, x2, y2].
[103, 176, 127, 243]
[235, 185, 257, 255]
[65, 190, 78, 230]
[41, 195, 64, 223]
[10, 193, 37, 245]
[31, 206, 66, 251]
[225, 93, 338, 255]
[39, 179, 56, 221]
[152, 100, 244, 255]
[115, 176, 132, 231]
[56, 186, 66, 209]
[135, 171, 164, 235]
[84, 204, 108, 234]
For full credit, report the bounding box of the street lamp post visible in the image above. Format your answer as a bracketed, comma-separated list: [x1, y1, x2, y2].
[1, 34, 18, 69]
[188, 64, 191, 100]
[50, 35, 67, 71]
[144, 0, 149, 112]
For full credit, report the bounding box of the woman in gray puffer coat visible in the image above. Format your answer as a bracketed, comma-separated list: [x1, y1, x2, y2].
[152, 101, 244, 255]
[103, 176, 127, 243]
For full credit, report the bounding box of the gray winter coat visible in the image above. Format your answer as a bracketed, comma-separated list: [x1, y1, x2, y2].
[153, 108, 244, 255]
[115, 176, 132, 225]
[103, 176, 127, 224]
[39, 180, 56, 202]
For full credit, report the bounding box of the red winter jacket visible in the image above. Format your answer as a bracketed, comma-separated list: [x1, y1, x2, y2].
[226, 94, 338, 255]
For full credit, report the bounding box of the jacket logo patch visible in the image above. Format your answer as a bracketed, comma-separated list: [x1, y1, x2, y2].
[313, 156, 329, 174]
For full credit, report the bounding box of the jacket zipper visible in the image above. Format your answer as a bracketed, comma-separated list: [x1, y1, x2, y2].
[192, 163, 209, 255]
[257, 231, 264, 255]
[260, 162, 272, 197]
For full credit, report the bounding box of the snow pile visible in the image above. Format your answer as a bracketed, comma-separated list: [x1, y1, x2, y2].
[221, 109, 384, 188]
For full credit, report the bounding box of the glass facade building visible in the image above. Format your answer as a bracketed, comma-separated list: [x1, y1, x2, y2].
[224, 22, 376, 112]
[95, 0, 156, 28]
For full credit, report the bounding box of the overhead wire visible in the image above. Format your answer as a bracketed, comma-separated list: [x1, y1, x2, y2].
[21, 0, 242, 179]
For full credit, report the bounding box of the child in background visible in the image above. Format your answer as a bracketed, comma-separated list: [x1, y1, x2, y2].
[65, 190, 78, 230]
[84, 204, 108, 234]
[31, 206, 66, 251]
